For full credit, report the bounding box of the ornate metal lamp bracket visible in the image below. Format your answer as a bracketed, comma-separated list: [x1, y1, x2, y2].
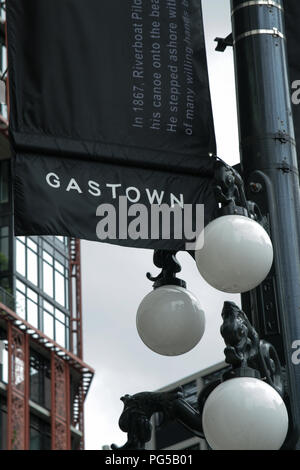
[111, 389, 185, 450]
[112, 302, 285, 450]
[146, 250, 186, 289]
[220, 301, 284, 397]
[214, 158, 263, 223]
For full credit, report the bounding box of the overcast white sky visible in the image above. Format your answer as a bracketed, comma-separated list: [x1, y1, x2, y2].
[82, 0, 240, 450]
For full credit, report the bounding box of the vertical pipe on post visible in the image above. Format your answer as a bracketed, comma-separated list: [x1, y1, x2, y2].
[231, 0, 300, 448]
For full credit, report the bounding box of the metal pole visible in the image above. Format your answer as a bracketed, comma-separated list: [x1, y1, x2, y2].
[231, 0, 300, 448]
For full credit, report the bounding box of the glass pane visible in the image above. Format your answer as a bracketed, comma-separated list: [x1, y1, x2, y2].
[0, 160, 8, 204]
[55, 321, 65, 348]
[27, 238, 37, 252]
[16, 240, 26, 276]
[30, 352, 51, 410]
[30, 428, 41, 450]
[0, 235, 8, 271]
[43, 312, 54, 339]
[43, 300, 54, 314]
[54, 260, 64, 274]
[27, 250, 38, 286]
[27, 299, 38, 328]
[30, 366, 40, 405]
[0, 227, 8, 237]
[16, 280, 26, 293]
[30, 417, 51, 451]
[45, 375, 51, 411]
[43, 262, 53, 298]
[0, 404, 7, 450]
[27, 287, 37, 303]
[16, 290, 26, 319]
[55, 271, 65, 306]
[42, 250, 53, 264]
[0, 340, 8, 384]
[55, 308, 65, 323]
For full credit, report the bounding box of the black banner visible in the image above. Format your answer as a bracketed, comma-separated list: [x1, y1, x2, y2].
[7, 0, 217, 249]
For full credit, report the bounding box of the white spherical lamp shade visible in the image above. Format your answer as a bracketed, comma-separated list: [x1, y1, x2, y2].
[202, 377, 289, 450]
[136, 285, 205, 356]
[195, 215, 273, 293]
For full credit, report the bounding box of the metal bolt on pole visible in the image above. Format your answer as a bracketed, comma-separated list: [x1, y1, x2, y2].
[231, 0, 300, 448]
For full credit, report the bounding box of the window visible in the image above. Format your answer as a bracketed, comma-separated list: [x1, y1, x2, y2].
[0, 327, 8, 384]
[30, 415, 51, 450]
[0, 3, 5, 22]
[42, 251, 68, 308]
[16, 236, 69, 308]
[43, 300, 69, 348]
[0, 42, 7, 121]
[27, 288, 38, 327]
[0, 223, 9, 272]
[14, 236, 71, 350]
[43, 251, 53, 297]
[202, 367, 231, 386]
[43, 300, 54, 340]
[55, 261, 65, 306]
[182, 380, 198, 408]
[0, 397, 7, 450]
[0, 161, 9, 204]
[16, 238, 26, 276]
[16, 280, 39, 328]
[71, 434, 81, 450]
[16, 237, 38, 286]
[30, 350, 51, 410]
[27, 240, 38, 285]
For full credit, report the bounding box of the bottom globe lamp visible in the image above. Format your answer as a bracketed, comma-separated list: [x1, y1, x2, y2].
[202, 376, 289, 450]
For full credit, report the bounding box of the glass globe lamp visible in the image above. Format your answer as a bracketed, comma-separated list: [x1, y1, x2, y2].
[195, 215, 273, 293]
[202, 377, 289, 450]
[136, 285, 205, 356]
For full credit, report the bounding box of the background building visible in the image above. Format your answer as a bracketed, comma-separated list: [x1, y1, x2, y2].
[0, 4, 94, 450]
[145, 362, 230, 451]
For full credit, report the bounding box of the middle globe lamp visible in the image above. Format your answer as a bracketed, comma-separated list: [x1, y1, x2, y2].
[136, 284, 205, 356]
[195, 215, 274, 293]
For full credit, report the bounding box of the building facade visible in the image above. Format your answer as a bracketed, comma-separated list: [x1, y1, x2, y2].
[145, 362, 230, 451]
[0, 4, 94, 450]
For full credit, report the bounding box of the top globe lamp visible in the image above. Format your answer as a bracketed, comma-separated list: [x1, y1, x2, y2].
[195, 215, 274, 293]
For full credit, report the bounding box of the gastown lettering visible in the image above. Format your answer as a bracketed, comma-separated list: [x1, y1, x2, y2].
[45, 172, 184, 207]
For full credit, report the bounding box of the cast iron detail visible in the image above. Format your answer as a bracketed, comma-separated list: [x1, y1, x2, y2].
[214, 158, 254, 218]
[146, 250, 186, 289]
[112, 302, 285, 450]
[111, 389, 186, 450]
[221, 301, 284, 396]
[214, 33, 233, 52]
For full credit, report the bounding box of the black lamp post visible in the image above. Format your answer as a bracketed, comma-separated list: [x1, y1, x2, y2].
[112, 0, 300, 450]
[230, 0, 300, 449]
